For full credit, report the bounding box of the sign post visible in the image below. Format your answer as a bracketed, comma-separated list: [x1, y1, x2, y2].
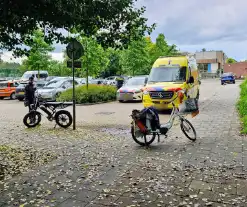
[66, 38, 84, 130]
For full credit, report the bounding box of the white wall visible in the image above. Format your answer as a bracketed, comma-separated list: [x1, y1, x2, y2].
[195, 51, 217, 59]
[211, 63, 218, 73]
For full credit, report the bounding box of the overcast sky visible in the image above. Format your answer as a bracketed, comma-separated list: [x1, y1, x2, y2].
[2, 0, 247, 62]
[138, 0, 247, 61]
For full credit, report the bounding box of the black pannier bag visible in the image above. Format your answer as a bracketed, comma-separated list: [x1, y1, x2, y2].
[133, 107, 160, 131]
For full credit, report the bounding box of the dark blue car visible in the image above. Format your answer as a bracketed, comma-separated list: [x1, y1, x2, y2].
[221, 72, 235, 85]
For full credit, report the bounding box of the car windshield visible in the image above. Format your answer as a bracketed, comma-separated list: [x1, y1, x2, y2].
[0, 82, 8, 88]
[125, 77, 146, 86]
[43, 80, 63, 89]
[36, 82, 46, 88]
[222, 73, 233, 77]
[45, 79, 60, 86]
[17, 83, 26, 87]
[21, 73, 33, 79]
[148, 67, 186, 83]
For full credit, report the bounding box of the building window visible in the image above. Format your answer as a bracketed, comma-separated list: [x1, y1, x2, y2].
[198, 63, 208, 73]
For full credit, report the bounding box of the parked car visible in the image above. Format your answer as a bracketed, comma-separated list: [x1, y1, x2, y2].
[37, 79, 80, 101]
[104, 76, 119, 85]
[221, 72, 235, 85]
[16, 80, 47, 101]
[76, 78, 86, 85]
[117, 75, 148, 102]
[45, 76, 58, 82]
[91, 79, 105, 84]
[20, 70, 49, 81]
[0, 80, 19, 100]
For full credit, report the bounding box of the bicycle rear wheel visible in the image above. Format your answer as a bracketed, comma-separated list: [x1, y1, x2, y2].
[131, 125, 156, 146]
[180, 118, 196, 141]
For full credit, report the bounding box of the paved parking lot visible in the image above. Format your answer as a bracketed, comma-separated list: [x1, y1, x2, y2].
[0, 79, 224, 127]
[1, 79, 247, 207]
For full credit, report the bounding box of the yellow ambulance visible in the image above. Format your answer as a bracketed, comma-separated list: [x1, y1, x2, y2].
[142, 53, 200, 110]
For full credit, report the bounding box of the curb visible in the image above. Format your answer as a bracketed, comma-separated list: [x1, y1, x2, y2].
[76, 101, 116, 106]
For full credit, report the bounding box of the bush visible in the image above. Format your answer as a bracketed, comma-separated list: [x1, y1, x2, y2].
[57, 84, 117, 104]
[237, 79, 247, 133]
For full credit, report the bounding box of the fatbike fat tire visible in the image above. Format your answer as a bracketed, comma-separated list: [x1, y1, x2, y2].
[180, 118, 197, 141]
[55, 110, 72, 128]
[131, 125, 156, 146]
[23, 111, 41, 128]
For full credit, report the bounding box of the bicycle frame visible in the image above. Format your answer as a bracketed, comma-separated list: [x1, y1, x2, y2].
[165, 102, 184, 130]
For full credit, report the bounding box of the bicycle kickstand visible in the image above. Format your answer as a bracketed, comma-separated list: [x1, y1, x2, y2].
[54, 123, 57, 129]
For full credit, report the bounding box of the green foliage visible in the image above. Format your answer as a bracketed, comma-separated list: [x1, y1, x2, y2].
[57, 85, 117, 104]
[237, 79, 247, 133]
[47, 60, 71, 77]
[15, 32, 178, 78]
[226, 58, 237, 63]
[0, 0, 155, 56]
[21, 30, 54, 74]
[0, 61, 21, 77]
[120, 33, 179, 76]
[0, 61, 21, 69]
[0, 68, 21, 78]
[102, 48, 123, 77]
[78, 37, 109, 77]
[121, 38, 150, 76]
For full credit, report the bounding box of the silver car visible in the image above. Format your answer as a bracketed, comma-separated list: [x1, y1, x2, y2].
[117, 75, 148, 102]
[38, 79, 80, 101]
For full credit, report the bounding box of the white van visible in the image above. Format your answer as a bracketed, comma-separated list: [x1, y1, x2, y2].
[21, 71, 49, 81]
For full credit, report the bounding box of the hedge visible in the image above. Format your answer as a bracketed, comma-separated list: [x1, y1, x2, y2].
[237, 79, 247, 133]
[57, 84, 117, 104]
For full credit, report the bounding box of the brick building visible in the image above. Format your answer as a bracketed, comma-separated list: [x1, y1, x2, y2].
[224, 62, 247, 78]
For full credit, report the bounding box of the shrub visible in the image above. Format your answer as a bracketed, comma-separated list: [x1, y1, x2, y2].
[57, 84, 117, 104]
[237, 79, 247, 133]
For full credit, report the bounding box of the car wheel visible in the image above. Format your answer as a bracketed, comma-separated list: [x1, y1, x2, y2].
[10, 93, 16, 100]
[233, 81, 235, 84]
[0, 97, 4, 100]
[119, 100, 124, 103]
[18, 98, 24, 101]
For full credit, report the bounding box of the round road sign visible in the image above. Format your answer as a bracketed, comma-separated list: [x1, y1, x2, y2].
[66, 39, 84, 60]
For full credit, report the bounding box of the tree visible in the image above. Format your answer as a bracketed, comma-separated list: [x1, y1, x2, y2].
[226, 58, 237, 63]
[201, 48, 206, 52]
[121, 38, 150, 76]
[0, 62, 21, 69]
[0, 0, 155, 56]
[47, 60, 71, 77]
[102, 48, 123, 78]
[20, 30, 54, 77]
[147, 33, 178, 65]
[78, 37, 109, 77]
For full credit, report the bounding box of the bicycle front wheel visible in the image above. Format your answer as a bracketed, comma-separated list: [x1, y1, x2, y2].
[180, 118, 196, 141]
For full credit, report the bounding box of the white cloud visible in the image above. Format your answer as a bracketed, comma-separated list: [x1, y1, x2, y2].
[1, 51, 65, 64]
[1, 51, 25, 64]
[50, 52, 64, 62]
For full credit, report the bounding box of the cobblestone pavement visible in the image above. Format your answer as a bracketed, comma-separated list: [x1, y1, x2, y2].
[1, 80, 247, 207]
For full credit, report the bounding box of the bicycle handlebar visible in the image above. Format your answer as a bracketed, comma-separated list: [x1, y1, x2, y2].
[166, 90, 185, 104]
